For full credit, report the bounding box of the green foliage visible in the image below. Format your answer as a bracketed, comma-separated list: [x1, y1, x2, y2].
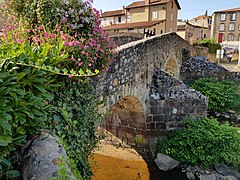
[47, 78, 100, 178]
[193, 38, 221, 53]
[0, 69, 55, 178]
[156, 117, 240, 170]
[189, 78, 240, 112]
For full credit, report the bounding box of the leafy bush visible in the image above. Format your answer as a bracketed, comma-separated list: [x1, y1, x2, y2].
[47, 78, 100, 178]
[193, 38, 221, 54]
[156, 117, 240, 170]
[0, 0, 114, 179]
[189, 78, 240, 112]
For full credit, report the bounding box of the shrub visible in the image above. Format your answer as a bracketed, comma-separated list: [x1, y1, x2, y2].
[0, 0, 115, 179]
[156, 117, 240, 170]
[193, 39, 221, 54]
[189, 78, 240, 112]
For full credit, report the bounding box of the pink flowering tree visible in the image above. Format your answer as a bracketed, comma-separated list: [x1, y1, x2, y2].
[2, 0, 115, 75]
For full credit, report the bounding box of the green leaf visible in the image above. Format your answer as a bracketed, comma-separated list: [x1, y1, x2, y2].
[0, 159, 11, 168]
[33, 84, 47, 93]
[0, 135, 12, 146]
[63, 68, 68, 74]
[0, 120, 11, 131]
[16, 126, 26, 135]
[70, 69, 76, 75]
[5, 170, 21, 178]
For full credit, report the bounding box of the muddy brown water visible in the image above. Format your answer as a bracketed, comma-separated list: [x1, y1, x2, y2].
[90, 153, 187, 180]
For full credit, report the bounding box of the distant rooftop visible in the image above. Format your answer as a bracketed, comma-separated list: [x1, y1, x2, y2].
[214, 7, 240, 13]
[103, 20, 164, 30]
[126, 0, 181, 9]
[101, 9, 125, 18]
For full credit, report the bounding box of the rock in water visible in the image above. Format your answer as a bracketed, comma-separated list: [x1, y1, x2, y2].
[154, 153, 180, 171]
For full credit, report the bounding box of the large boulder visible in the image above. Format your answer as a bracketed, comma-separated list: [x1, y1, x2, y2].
[154, 153, 180, 171]
[22, 132, 76, 180]
[215, 165, 240, 179]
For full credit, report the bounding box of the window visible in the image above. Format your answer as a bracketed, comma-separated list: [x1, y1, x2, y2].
[227, 34, 234, 41]
[170, 13, 173, 21]
[171, 2, 174, 8]
[128, 28, 134, 32]
[161, 30, 163, 34]
[229, 23, 235, 31]
[137, 28, 142, 33]
[230, 13, 236, 21]
[103, 18, 106, 21]
[219, 24, 225, 31]
[204, 34, 206, 38]
[220, 13, 226, 21]
[127, 15, 131, 22]
[118, 16, 121, 23]
[152, 11, 158, 19]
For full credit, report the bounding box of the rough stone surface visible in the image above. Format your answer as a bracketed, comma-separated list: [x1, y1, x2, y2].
[199, 174, 217, 180]
[108, 32, 144, 46]
[96, 32, 208, 146]
[215, 165, 240, 179]
[154, 153, 181, 171]
[180, 56, 240, 83]
[22, 133, 76, 180]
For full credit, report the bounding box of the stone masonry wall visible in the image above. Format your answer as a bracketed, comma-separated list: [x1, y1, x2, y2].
[108, 32, 144, 46]
[180, 56, 240, 83]
[98, 32, 195, 113]
[146, 70, 208, 131]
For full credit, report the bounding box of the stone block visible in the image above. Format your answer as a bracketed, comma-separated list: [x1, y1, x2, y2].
[152, 115, 165, 122]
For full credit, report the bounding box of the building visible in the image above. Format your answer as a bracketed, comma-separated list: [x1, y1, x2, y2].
[211, 7, 240, 49]
[100, 0, 181, 35]
[177, 21, 210, 44]
[189, 15, 212, 29]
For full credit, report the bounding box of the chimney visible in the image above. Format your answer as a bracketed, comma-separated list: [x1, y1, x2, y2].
[145, 0, 150, 5]
[100, 9, 102, 16]
[123, 6, 125, 10]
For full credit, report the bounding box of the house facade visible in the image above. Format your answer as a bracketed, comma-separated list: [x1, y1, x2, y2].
[100, 0, 181, 35]
[211, 7, 240, 49]
[177, 21, 210, 44]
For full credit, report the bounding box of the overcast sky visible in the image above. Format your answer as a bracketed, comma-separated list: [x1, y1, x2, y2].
[92, 0, 240, 20]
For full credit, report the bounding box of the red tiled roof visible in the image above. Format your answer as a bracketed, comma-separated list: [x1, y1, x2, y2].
[126, 0, 181, 10]
[101, 10, 125, 18]
[103, 20, 164, 30]
[215, 7, 240, 13]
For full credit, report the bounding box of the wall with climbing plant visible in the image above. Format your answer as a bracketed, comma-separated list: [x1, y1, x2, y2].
[0, 0, 115, 179]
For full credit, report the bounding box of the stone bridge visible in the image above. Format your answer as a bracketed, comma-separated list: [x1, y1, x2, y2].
[97, 32, 208, 146]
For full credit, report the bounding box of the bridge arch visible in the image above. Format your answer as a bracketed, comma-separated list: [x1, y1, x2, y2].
[103, 96, 146, 138]
[164, 56, 179, 78]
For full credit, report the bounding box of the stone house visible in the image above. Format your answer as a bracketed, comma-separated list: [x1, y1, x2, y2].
[100, 0, 181, 35]
[211, 7, 240, 49]
[177, 21, 209, 44]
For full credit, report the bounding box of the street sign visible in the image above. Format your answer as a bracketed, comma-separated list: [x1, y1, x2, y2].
[216, 49, 224, 59]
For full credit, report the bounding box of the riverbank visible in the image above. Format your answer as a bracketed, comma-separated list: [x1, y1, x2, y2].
[89, 131, 187, 180]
